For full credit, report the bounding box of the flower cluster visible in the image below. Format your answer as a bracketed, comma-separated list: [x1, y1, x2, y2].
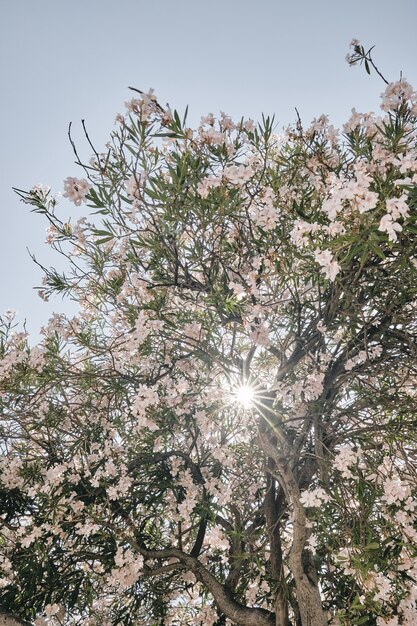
[63, 176, 91, 205]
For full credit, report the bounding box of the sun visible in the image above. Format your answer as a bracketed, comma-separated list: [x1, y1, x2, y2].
[233, 384, 256, 409]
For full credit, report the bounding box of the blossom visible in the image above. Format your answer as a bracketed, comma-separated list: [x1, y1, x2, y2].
[131, 384, 159, 431]
[197, 178, 211, 198]
[223, 164, 252, 185]
[44, 603, 61, 617]
[290, 220, 321, 247]
[304, 371, 325, 401]
[381, 79, 415, 112]
[183, 322, 203, 341]
[3, 308, 17, 321]
[379, 213, 402, 242]
[197, 175, 221, 198]
[314, 248, 340, 281]
[382, 478, 411, 505]
[385, 194, 409, 220]
[125, 311, 153, 352]
[220, 111, 235, 130]
[205, 526, 230, 552]
[250, 188, 280, 230]
[228, 280, 246, 299]
[243, 118, 255, 132]
[373, 572, 392, 602]
[125, 89, 158, 122]
[63, 177, 91, 206]
[200, 113, 215, 126]
[300, 487, 331, 508]
[111, 547, 144, 589]
[249, 322, 270, 347]
[321, 196, 342, 220]
[125, 171, 145, 198]
[253, 202, 280, 230]
[326, 221, 346, 237]
[333, 445, 361, 479]
[355, 189, 379, 213]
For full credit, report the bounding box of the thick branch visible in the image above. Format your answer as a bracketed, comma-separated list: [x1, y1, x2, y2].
[138, 545, 275, 626]
[259, 427, 326, 626]
[265, 467, 289, 626]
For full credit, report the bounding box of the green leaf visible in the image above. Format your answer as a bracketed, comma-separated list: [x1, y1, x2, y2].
[369, 241, 386, 260]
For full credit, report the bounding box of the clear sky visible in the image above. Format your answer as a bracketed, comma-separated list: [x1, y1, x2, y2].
[1, 0, 417, 338]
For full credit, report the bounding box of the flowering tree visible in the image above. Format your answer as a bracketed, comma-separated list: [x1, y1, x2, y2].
[1, 43, 417, 626]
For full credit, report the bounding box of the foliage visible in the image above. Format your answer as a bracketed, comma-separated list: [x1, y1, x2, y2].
[1, 43, 417, 626]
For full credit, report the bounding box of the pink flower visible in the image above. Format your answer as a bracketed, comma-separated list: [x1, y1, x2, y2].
[63, 177, 91, 206]
[381, 478, 410, 505]
[304, 371, 325, 401]
[381, 79, 415, 112]
[249, 323, 270, 347]
[355, 190, 379, 213]
[385, 194, 409, 220]
[223, 164, 251, 185]
[125, 172, 145, 199]
[291, 220, 321, 247]
[197, 176, 221, 198]
[314, 249, 340, 282]
[183, 322, 204, 341]
[44, 603, 61, 617]
[228, 281, 245, 299]
[378, 214, 402, 242]
[300, 487, 331, 508]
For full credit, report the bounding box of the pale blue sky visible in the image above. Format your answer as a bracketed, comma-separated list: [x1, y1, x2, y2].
[1, 0, 417, 338]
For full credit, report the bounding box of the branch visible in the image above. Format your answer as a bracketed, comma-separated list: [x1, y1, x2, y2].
[138, 545, 275, 626]
[128, 450, 205, 485]
[259, 428, 326, 626]
[0, 613, 33, 626]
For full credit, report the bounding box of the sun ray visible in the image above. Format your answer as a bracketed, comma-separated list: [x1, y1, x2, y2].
[234, 384, 255, 409]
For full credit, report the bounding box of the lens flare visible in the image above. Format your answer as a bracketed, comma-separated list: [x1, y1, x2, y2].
[234, 384, 255, 409]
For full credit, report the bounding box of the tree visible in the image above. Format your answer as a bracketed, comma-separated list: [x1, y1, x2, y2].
[1, 43, 417, 626]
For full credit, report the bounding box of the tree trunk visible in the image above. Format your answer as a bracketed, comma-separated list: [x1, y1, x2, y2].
[265, 467, 290, 626]
[289, 549, 326, 626]
[259, 430, 327, 626]
[275, 591, 290, 626]
[288, 498, 326, 626]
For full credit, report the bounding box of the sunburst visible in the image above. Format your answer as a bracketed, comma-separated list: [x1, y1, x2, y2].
[233, 384, 256, 409]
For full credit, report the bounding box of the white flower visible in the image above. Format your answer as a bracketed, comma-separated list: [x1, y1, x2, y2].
[326, 221, 346, 237]
[304, 371, 325, 401]
[111, 547, 144, 589]
[321, 196, 342, 220]
[228, 281, 245, 300]
[131, 384, 159, 432]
